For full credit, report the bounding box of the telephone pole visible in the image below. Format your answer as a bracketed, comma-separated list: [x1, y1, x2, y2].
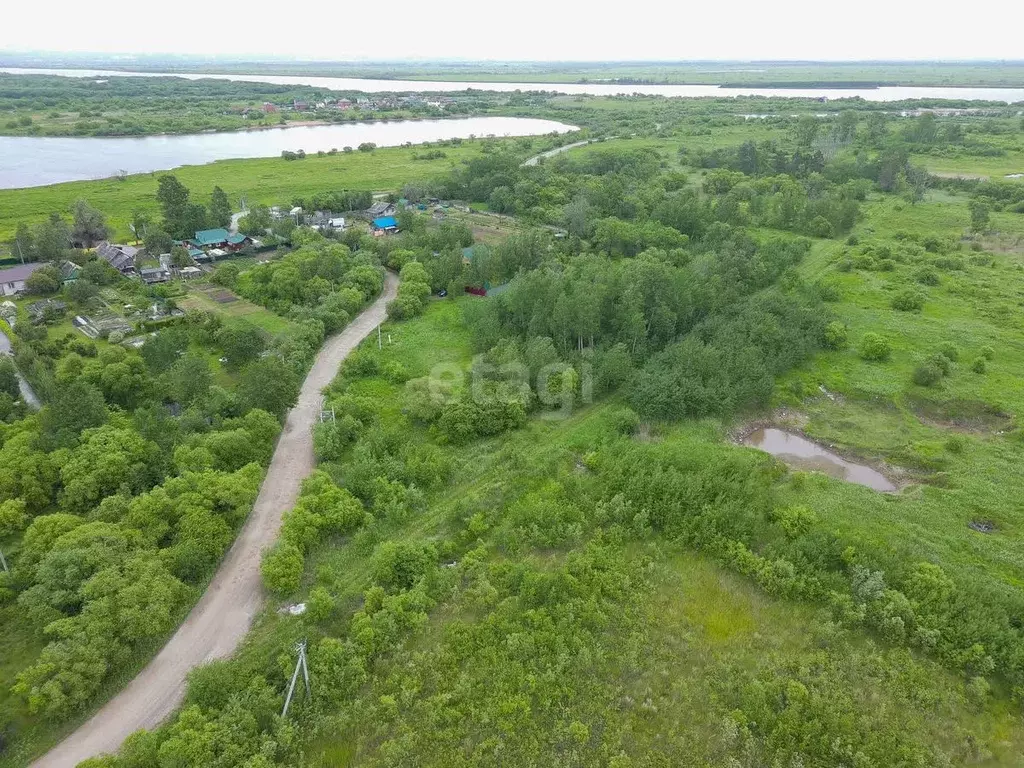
[0, 547, 8, 573]
[281, 639, 311, 717]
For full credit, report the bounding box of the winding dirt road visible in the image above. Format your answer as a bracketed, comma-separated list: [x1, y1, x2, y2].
[32, 273, 398, 768]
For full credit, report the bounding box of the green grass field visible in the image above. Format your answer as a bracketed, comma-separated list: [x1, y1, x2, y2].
[0, 141, 493, 243]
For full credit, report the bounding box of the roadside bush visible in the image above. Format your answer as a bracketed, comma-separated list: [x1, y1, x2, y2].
[858, 333, 891, 362]
[260, 541, 304, 596]
[823, 321, 848, 350]
[892, 289, 926, 312]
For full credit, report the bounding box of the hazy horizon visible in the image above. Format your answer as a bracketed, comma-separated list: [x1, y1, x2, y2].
[3, 0, 1022, 61]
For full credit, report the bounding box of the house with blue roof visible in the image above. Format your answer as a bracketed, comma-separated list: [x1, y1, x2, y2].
[372, 216, 398, 234]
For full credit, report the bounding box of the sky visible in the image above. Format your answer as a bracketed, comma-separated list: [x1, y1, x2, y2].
[2, 0, 1022, 61]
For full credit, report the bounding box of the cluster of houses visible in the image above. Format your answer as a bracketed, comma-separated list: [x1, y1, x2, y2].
[0, 227, 256, 296]
[268, 95, 455, 114]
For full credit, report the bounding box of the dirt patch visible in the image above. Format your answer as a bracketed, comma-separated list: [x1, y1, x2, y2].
[968, 519, 997, 534]
[907, 396, 1014, 434]
[211, 290, 238, 304]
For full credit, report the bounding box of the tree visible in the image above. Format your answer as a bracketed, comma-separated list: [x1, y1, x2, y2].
[0, 357, 19, 399]
[216, 322, 267, 370]
[26, 266, 61, 295]
[39, 379, 109, 450]
[238, 205, 272, 236]
[969, 200, 990, 232]
[156, 175, 191, 236]
[170, 245, 194, 268]
[81, 260, 119, 286]
[209, 186, 232, 229]
[13, 222, 35, 261]
[144, 228, 174, 257]
[237, 356, 300, 419]
[129, 209, 151, 243]
[71, 200, 109, 248]
[68, 278, 99, 305]
[34, 213, 71, 262]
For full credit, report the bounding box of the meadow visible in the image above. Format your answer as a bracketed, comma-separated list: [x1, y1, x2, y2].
[0, 141, 491, 243]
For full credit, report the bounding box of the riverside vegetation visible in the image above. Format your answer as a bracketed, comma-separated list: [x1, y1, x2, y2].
[2, 97, 1024, 766]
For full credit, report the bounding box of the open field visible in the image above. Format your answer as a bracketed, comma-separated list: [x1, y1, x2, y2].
[177, 283, 295, 335]
[0, 140, 493, 243]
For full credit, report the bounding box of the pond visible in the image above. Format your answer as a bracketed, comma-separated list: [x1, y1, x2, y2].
[4, 68, 1024, 103]
[744, 427, 896, 492]
[0, 116, 577, 189]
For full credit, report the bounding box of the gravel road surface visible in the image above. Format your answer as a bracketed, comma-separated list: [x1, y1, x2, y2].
[32, 272, 398, 767]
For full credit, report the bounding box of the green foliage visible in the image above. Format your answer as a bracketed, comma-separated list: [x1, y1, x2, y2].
[891, 288, 926, 312]
[971, 356, 987, 374]
[260, 541, 304, 596]
[858, 332, 892, 361]
[823, 320, 848, 350]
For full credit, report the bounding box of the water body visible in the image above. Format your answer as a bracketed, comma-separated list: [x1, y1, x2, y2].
[744, 427, 896, 492]
[3, 67, 1024, 103]
[0, 116, 576, 189]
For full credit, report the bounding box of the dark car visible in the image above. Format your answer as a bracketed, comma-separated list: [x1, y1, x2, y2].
[437, 289, 448, 297]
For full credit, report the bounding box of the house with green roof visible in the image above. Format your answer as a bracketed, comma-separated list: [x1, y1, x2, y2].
[191, 228, 231, 248]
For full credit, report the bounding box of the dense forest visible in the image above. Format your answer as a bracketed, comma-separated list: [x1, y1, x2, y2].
[2, 92, 1024, 766]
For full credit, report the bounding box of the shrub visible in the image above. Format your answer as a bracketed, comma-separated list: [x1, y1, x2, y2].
[915, 267, 941, 285]
[926, 352, 953, 377]
[971, 357, 987, 374]
[858, 333, 891, 362]
[823, 321, 848, 350]
[980, 345, 995, 361]
[936, 342, 960, 362]
[912, 359, 944, 387]
[261, 541, 305, 596]
[891, 289, 925, 312]
[371, 540, 436, 591]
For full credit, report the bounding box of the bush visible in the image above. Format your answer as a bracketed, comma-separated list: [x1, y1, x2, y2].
[858, 333, 891, 361]
[926, 352, 952, 376]
[971, 357, 987, 374]
[980, 345, 995, 361]
[371, 540, 436, 591]
[915, 267, 941, 285]
[891, 289, 925, 312]
[936, 342, 960, 362]
[912, 359, 944, 387]
[823, 321, 848, 350]
[260, 541, 305, 596]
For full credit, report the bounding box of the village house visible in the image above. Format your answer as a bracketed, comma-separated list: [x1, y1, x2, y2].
[96, 241, 139, 275]
[262, 102, 278, 114]
[59, 260, 82, 284]
[372, 216, 399, 235]
[293, 100, 309, 111]
[366, 201, 397, 218]
[140, 266, 171, 285]
[337, 98, 353, 110]
[306, 211, 346, 231]
[0, 262, 45, 296]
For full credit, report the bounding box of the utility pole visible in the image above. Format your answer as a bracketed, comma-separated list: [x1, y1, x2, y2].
[15, 239, 25, 264]
[377, 324, 382, 350]
[281, 639, 311, 717]
[0, 547, 8, 574]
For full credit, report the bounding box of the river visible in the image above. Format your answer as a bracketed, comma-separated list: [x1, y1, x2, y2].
[3, 67, 1024, 103]
[0, 116, 577, 189]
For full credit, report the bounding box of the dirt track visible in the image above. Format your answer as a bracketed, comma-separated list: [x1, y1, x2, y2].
[32, 272, 398, 768]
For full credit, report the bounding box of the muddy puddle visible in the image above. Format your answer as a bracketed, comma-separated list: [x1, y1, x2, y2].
[744, 428, 896, 492]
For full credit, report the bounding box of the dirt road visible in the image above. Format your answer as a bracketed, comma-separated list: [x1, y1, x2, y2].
[32, 273, 398, 768]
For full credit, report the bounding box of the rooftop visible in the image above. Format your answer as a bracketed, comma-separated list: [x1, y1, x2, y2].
[193, 228, 231, 246]
[0, 262, 46, 283]
[373, 216, 397, 229]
